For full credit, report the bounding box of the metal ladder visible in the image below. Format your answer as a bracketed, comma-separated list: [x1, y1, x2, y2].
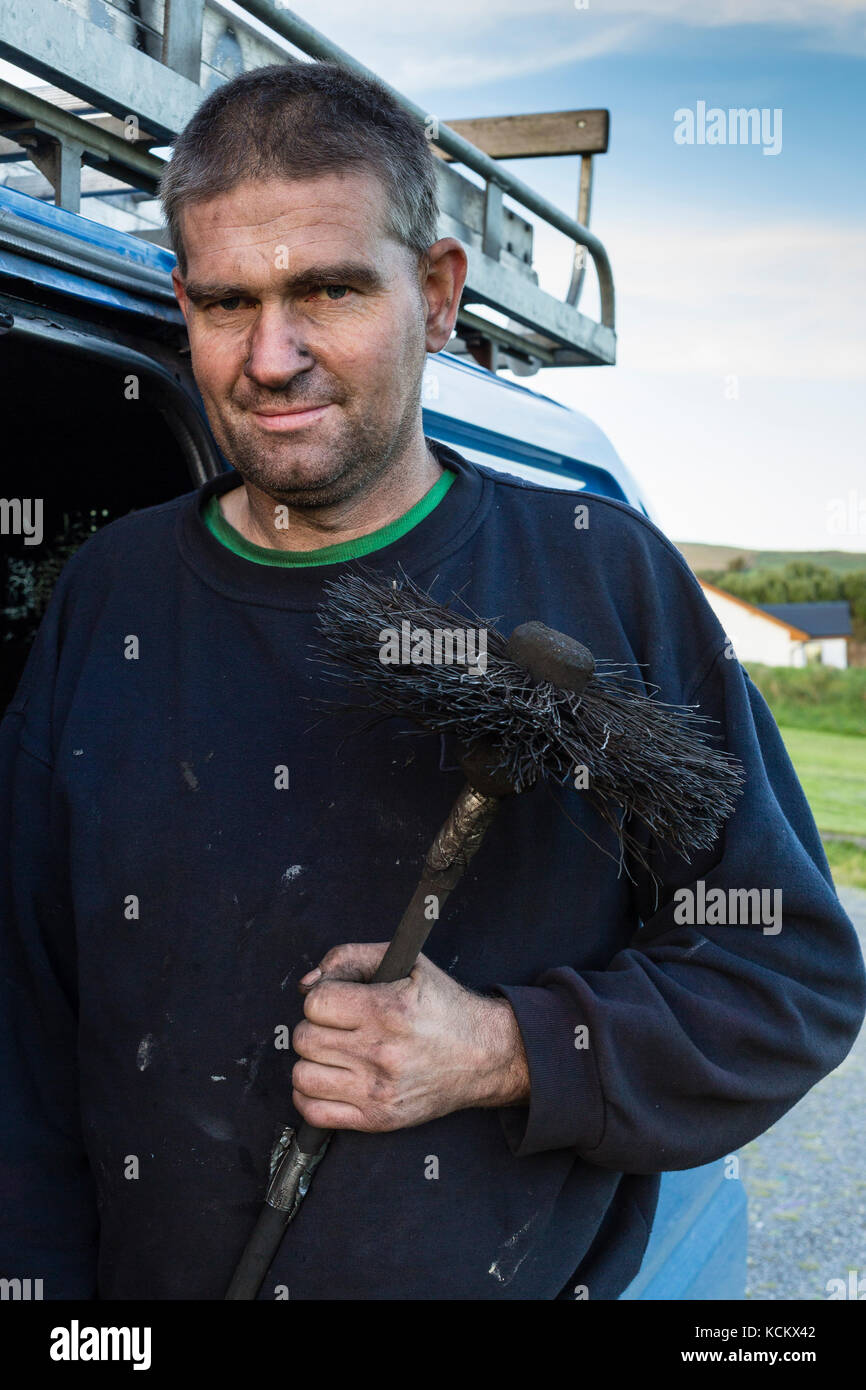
[0, 0, 616, 372]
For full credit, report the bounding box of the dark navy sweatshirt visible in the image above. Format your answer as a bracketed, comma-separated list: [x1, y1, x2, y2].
[2, 440, 864, 1300]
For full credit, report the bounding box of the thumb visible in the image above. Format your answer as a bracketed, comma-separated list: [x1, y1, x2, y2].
[299, 942, 391, 991]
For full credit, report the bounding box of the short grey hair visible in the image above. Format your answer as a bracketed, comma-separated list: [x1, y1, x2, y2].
[159, 61, 441, 277]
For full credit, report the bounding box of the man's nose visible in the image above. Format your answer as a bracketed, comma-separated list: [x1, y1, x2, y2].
[243, 304, 313, 389]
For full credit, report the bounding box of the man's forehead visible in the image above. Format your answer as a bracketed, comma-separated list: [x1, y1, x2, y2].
[180, 170, 394, 269]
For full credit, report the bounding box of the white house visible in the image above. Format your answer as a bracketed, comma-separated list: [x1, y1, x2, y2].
[699, 584, 851, 668]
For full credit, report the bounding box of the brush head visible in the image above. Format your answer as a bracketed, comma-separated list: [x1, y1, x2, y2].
[507, 621, 595, 696]
[312, 571, 745, 874]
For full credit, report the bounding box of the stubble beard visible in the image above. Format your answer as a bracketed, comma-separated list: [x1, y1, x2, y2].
[211, 360, 427, 510]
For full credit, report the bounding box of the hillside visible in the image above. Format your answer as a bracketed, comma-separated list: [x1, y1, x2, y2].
[675, 543, 866, 576]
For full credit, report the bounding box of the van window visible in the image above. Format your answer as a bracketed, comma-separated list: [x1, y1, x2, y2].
[449, 445, 588, 491]
[422, 430, 628, 501]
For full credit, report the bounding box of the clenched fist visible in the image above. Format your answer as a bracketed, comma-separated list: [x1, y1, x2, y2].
[291, 943, 530, 1133]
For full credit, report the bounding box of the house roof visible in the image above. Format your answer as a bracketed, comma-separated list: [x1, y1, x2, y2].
[699, 583, 810, 638]
[758, 601, 852, 638]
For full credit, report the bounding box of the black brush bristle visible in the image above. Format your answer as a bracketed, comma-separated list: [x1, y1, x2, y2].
[311, 571, 745, 875]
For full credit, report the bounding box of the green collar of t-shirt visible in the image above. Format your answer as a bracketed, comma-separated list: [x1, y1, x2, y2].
[203, 467, 455, 567]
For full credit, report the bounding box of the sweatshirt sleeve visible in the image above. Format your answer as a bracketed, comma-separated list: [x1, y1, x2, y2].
[0, 572, 99, 1297]
[493, 645, 866, 1170]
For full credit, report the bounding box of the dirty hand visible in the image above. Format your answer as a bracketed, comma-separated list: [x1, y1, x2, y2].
[291, 943, 530, 1132]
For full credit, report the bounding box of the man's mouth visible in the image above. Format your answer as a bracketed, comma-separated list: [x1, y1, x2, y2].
[250, 403, 332, 432]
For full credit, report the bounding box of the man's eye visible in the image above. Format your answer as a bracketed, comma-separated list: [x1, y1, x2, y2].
[214, 296, 242, 311]
[311, 285, 351, 301]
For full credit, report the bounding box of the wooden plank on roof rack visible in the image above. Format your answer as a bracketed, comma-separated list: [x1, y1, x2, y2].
[435, 110, 609, 161]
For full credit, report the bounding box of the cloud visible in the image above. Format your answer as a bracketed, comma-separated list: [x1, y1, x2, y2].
[528, 215, 866, 380]
[263, 4, 648, 90]
[282, 0, 866, 82]
[589, 0, 866, 56]
[576, 0, 866, 24]
[285, 0, 866, 24]
[387, 23, 645, 91]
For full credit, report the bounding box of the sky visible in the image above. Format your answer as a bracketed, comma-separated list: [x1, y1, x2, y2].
[3, 0, 864, 551]
[295, 0, 866, 552]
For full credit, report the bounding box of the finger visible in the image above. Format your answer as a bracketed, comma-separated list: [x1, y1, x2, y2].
[303, 977, 376, 1029]
[292, 1089, 369, 1132]
[292, 1058, 361, 1104]
[314, 942, 391, 984]
[293, 1019, 362, 1062]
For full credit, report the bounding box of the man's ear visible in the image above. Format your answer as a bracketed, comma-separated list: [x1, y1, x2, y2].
[171, 267, 190, 323]
[421, 238, 468, 354]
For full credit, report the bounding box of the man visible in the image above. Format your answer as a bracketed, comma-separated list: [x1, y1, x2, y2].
[1, 62, 864, 1301]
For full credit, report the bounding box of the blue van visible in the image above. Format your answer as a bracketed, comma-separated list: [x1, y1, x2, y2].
[0, 180, 747, 1299]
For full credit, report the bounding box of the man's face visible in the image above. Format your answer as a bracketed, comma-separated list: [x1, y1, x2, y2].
[173, 170, 431, 508]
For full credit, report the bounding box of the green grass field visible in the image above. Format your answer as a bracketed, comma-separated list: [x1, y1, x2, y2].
[822, 839, 866, 891]
[776, 725, 866, 889]
[778, 727, 866, 835]
[747, 664, 866, 738]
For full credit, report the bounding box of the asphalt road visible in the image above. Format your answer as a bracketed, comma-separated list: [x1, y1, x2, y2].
[743, 884, 866, 1301]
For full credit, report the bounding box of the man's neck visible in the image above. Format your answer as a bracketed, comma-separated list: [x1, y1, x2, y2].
[219, 433, 442, 552]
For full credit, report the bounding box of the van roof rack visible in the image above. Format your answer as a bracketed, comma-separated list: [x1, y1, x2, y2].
[0, 1, 616, 373]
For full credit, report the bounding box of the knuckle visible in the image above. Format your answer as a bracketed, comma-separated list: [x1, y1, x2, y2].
[319, 946, 348, 971]
[292, 1086, 310, 1115]
[293, 1090, 327, 1128]
[367, 1072, 397, 1106]
[370, 1038, 401, 1076]
[291, 1058, 312, 1090]
[382, 980, 413, 1023]
[362, 1101, 398, 1133]
[304, 980, 337, 1019]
